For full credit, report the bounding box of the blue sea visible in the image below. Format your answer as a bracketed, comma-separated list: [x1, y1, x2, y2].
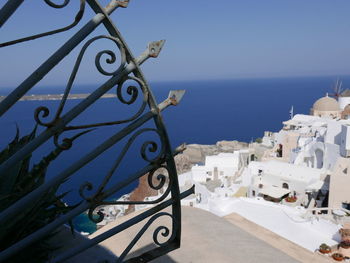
[0, 76, 348, 233]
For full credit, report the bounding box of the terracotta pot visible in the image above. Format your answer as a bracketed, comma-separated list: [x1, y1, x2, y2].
[332, 254, 343, 261]
[285, 197, 297, 203]
[319, 248, 331, 254]
[340, 242, 350, 249]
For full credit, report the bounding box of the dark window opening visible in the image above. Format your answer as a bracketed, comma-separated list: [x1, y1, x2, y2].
[282, 183, 289, 189]
[276, 144, 283, 157]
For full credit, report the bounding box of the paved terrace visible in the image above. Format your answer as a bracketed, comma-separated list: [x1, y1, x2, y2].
[90, 206, 320, 262]
[50, 206, 333, 262]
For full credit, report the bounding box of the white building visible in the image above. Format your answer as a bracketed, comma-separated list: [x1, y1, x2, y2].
[340, 124, 350, 158]
[173, 90, 350, 254]
[192, 151, 246, 183]
[255, 92, 350, 211]
[245, 160, 326, 206]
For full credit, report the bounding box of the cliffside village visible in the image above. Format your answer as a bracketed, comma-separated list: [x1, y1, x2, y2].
[92, 89, 350, 260]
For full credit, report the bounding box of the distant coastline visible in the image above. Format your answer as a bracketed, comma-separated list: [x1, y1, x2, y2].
[0, 93, 116, 102]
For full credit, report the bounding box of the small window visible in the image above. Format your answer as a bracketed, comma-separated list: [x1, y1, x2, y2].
[282, 183, 289, 189]
[252, 190, 256, 197]
[250, 154, 256, 161]
[342, 203, 350, 210]
[276, 144, 283, 157]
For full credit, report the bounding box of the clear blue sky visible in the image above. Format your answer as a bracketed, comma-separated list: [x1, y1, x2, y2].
[1, 0, 350, 87]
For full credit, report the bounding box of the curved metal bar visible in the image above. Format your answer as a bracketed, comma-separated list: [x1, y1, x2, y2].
[79, 181, 94, 201]
[0, 110, 155, 228]
[0, 0, 158, 173]
[34, 35, 126, 128]
[53, 128, 94, 150]
[0, 0, 86, 48]
[84, 164, 174, 223]
[0, 161, 159, 262]
[86, 0, 147, 80]
[117, 212, 176, 262]
[0, 2, 184, 262]
[44, 0, 70, 8]
[0, 1, 124, 117]
[34, 106, 52, 127]
[87, 202, 105, 223]
[96, 165, 173, 207]
[50, 187, 194, 263]
[144, 96, 183, 261]
[63, 76, 148, 131]
[79, 128, 165, 204]
[99, 129, 165, 192]
[85, 3, 183, 261]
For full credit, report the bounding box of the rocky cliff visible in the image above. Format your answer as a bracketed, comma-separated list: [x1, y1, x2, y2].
[174, 140, 249, 174]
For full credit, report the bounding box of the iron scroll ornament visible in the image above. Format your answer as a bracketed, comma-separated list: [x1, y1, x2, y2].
[33, 35, 149, 150]
[34, 35, 128, 128]
[117, 212, 176, 262]
[0, 1, 193, 262]
[0, 0, 86, 48]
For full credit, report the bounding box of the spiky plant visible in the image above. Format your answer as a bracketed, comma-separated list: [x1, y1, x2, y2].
[0, 126, 88, 263]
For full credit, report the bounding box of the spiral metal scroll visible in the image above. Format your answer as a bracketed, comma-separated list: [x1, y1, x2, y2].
[52, 129, 94, 150]
[117, 212, 176, 262]
[33, 35, 149, 150]
[64, 76, 149, 131]
[101, 165, 173, 205]
[84, 163, 174, 224]
[44, 0, 70, 8]
[0, 0, 86, 48]
[34, 35, 126, 127]
[79, 128, 168, 223]
[0, 1, 184, 262]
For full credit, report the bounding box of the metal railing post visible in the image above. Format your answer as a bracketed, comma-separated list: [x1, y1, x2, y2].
[0, 0, 24, 27]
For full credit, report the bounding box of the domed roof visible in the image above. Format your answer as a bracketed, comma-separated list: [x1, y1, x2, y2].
[313, 95, 340, 111]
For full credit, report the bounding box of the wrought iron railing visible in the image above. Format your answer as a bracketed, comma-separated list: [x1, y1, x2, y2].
[0, 1, 193, 262]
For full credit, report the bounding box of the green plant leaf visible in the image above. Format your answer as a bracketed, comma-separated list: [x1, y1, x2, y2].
[0, 125, 37, 197]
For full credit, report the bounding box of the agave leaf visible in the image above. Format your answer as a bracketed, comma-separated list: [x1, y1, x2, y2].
[0, 128, 92, 259]
[0, 188, 57, 241]
[0, 125, 18, 161]
[15, 126, 37, 184]
[3, 193, 52, 242]
[0, 125, 37, 196]
[0, 124, 36, 165]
